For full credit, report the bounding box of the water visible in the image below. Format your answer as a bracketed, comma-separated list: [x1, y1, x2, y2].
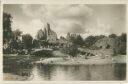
[3, 62, 126, 81]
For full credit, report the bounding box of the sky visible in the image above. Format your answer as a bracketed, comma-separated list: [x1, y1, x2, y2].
[4, 4, 126, 38]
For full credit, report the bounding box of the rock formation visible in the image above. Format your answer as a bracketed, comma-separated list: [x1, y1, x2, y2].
[36, 23, 57, 44]
[93, 37, 116, 56]
[94, 37, 116, 49]
[36, 29, 46, 40]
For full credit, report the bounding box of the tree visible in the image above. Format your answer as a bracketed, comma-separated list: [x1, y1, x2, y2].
[84, 36, 96, 48]
[3, 12, 13, 43]
[22, 34, 33, 50]
[3, 13, 13, 54]
[109, 34, 117, 38]
[66, 33, 84, 46]
[68, 44, 78, 57]
[94, 35, 106, 40]
[10, 29, 23, 51]
[114, 33, 127, 55]
[69, 35, 76, 43]
[61, 43, 78, 57]
[33, 39, 40, 48]
[119, 33, 126, 42]
[12, 29, 22, 41]
[84, 35, 106, 48]
[75, 35, 84, 46]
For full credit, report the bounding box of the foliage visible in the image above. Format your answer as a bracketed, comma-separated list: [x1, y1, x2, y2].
[9, 29, 23, 50]
[32, 50, 53, 57]
[61, 43, 78, 57]
[12, 29, 22, 40]
[67, 34, 84, 46]
[3, 13, 127, 56]
[109, 34, 117, 38]
[94, 35, 106, 40]
[3, 13, 13, 54]
[84, 35, 105, 48]
[114, 33, 127, 55]
[84, 36, 96, 48]
[119, 33, 126, 42]
[22, 34, 33, 50]
[3, 12, 13, 43]
[74, 35, 84, 46]
[33, 39, 40, 48]
[68, 35, 76, 43]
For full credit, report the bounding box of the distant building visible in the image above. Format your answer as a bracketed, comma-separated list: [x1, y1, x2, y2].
[66, 33, 78, 42]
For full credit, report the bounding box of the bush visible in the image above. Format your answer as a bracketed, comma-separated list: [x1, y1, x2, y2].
[61, 43, 78, 57]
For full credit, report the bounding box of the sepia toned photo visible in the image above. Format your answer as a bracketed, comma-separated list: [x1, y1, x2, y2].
[3, 4, 126, 81]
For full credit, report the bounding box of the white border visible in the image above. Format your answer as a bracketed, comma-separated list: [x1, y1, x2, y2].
[0, 0, 3, 82]
[2, 0, 128, 4]
[0, 0, 128, 84]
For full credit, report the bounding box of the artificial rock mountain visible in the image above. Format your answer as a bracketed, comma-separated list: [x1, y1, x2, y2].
[36, 23, 57, 43]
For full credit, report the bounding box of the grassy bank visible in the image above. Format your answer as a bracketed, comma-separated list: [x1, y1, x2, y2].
[3, 54, 126, 66]
[35, 55, 126, 65]
[3, 54, 38, 70]
[3, 73, 33, 81]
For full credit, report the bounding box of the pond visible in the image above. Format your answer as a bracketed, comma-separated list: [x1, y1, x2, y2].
[3, 61, 126, 81]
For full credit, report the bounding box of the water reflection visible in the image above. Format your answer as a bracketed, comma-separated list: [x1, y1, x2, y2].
[4, 63, 126, 81]
[114, 63, 126, 80]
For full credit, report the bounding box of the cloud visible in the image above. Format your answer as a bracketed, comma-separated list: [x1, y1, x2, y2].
[21, 5, 46, 19]
[54, 19, 86, 34]
[4, 4, 126, 38]
[53, 5, 93, 19]
[12, 18, 43, 37]
[18, 4, 94, 37]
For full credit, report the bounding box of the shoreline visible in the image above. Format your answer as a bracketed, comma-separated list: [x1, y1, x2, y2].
[3, 54, 126, 66]
[35, 55, 126, 65]
[36, 61, 126, 66]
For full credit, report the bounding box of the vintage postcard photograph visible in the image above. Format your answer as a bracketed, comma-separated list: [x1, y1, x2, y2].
[3, 4, 126, 81]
